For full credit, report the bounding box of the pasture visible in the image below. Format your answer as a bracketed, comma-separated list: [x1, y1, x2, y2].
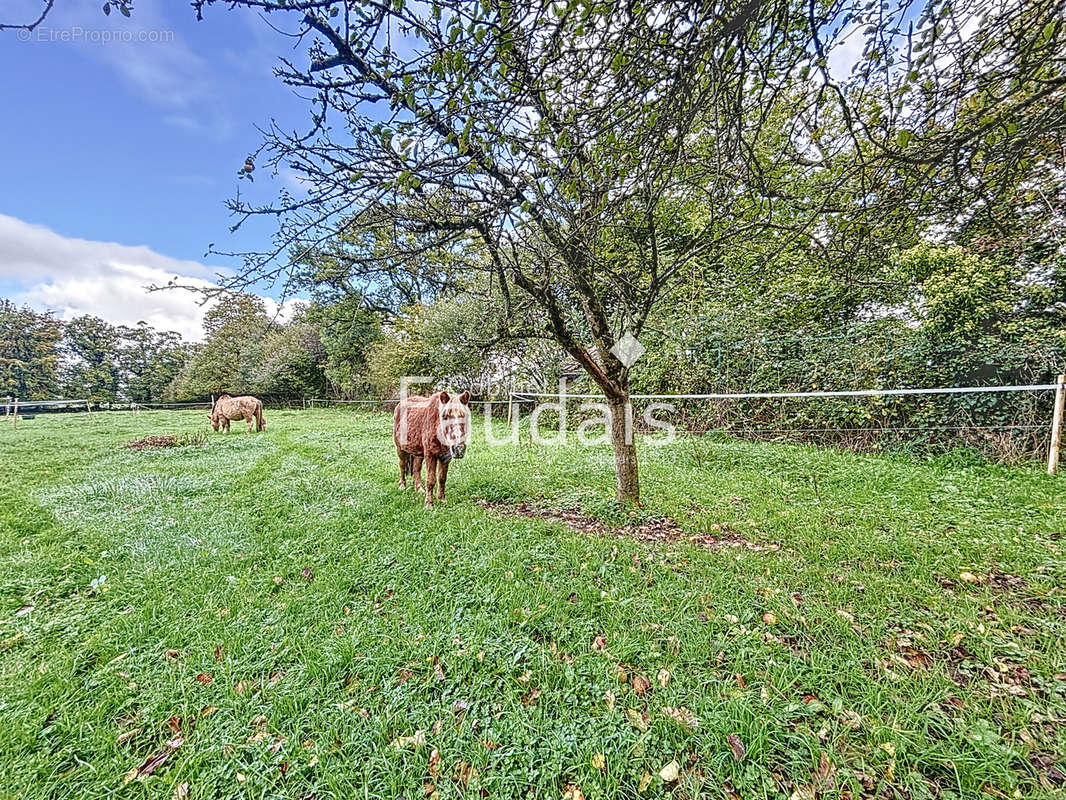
[1, 409, 1064, 799]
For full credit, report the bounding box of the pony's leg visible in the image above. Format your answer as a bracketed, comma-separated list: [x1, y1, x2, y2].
[397, 448, 407, 489]
[412, 456, 423, 492]
[247, 413, 254, 433]
[437, 460, 449, 503]
[424, 456, 437, 506]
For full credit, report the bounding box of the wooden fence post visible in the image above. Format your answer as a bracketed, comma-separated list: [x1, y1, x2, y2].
[12, 397, 17, 429]
[1048, 374, 1065, 475]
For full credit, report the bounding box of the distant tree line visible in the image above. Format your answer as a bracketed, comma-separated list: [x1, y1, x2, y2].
[0, 294, 382, 404]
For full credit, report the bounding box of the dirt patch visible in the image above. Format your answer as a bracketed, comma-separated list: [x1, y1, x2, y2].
[126, 435, 181, 450]
[477, 499, 779, 552]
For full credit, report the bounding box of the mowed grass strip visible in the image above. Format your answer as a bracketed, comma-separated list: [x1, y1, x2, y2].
[0, 409, 1064, 799]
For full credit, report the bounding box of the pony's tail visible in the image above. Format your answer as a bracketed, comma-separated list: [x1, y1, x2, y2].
[403, 453, 413, 477]
[256, 404, 266, 432]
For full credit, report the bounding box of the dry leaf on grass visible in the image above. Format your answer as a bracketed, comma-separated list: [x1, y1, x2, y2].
[592, 634, 607, 651]
[591, 752, 606, 771]
[428, 748, 441, 777]
[122, 737, 184, 784]
[658, 760, 680, 782]
[195, 672, 213, 685]
[164, 649, 180, 661]
[173, 782, 189, 800]
[727, 733, 746, 761]
[603, 690, 616, 711]
[637, 770, 653, 792]
[661, 706, 699, 730]
[301, 566, 314, 582]
[631, 674, 651, 696]
[762, 611, 778, 625]
[562, 785, 585, 800]
[392, 730, 427, 749]
[625, 708, 649, 731]
[116, 727, 142, 745]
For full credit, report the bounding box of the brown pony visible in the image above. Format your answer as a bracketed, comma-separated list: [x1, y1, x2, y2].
[210, 394, 266, 433]
[393, 390, 471, 506]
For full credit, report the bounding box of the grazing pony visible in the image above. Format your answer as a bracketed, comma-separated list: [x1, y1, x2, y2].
[210, 394, 266, 433]
[393, 390, 471, 506]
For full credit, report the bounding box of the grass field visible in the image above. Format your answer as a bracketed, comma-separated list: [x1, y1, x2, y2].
[1, 409, 1064, 799]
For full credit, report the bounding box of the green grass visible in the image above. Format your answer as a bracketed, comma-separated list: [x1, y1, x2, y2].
[1, 409, 1064, 799]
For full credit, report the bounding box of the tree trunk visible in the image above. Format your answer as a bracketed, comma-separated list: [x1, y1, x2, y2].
[608, 396, 639, 504]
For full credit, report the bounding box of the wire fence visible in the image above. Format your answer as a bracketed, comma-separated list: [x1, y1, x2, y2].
[8, 381, 1065, 465]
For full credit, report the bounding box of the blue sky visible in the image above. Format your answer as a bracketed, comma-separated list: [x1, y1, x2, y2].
[0, 0, 314, 338]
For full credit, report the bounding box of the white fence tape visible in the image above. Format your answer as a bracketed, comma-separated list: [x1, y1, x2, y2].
[510, 383, 1063, 402]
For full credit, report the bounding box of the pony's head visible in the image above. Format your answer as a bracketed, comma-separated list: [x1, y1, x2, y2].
[209, 394, 231, 430]
[436, 390, 471, 460]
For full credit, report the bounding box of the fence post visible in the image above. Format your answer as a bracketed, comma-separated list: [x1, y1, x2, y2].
[12, 397, 17, 429]
[1048, 374, 1065, 475]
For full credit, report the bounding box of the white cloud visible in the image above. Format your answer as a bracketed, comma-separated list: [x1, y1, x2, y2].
[0, 213, 298, 341]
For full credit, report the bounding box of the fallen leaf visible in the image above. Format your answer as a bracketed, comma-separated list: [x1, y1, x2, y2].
[625, 708, 649, 731]
[661, 706, 699, 730]
[433, 661, 446, 681]
[173, 782, 189, 800]
[200, 705, 218, 718]
[123, 737, 183, 784]
[15, 604, 33, 617]
[452, 760, 477, 787]
[840, 709, 862, 729]
[591, 752, 606, 771]
[762, 611, 778, 625]
[116, 727, 142, 745]
[301, 566, 314, 582]
[658, 760, 680, 782]
[195, 672, 213, 685]
[213, 645, 224, 662]
[165, 649, 180, 661]
[521, 687, 541, 706]
[236, 772, 247, 783]
[960, 571, 979, 584]
[735, 673, 747, 689]
[452, 699, 469, 714]
[273, 576, 284, 586]
[269, 670, 285, 685]
[637, 770, 653, 792]
[632, 675, 651, 696]
[562, 785, 585, 800]
[167, 716, 182, 734]
[392, 730, 427, 749]
[616, 666, 629, 683]
[727, 733, 746, 761]
[603, 690, 616, 711]
[235, 680, 258, 695]
[657, 668, 671, 688]
[429, 748, 441, 777]
[592, 634, 607, 651]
